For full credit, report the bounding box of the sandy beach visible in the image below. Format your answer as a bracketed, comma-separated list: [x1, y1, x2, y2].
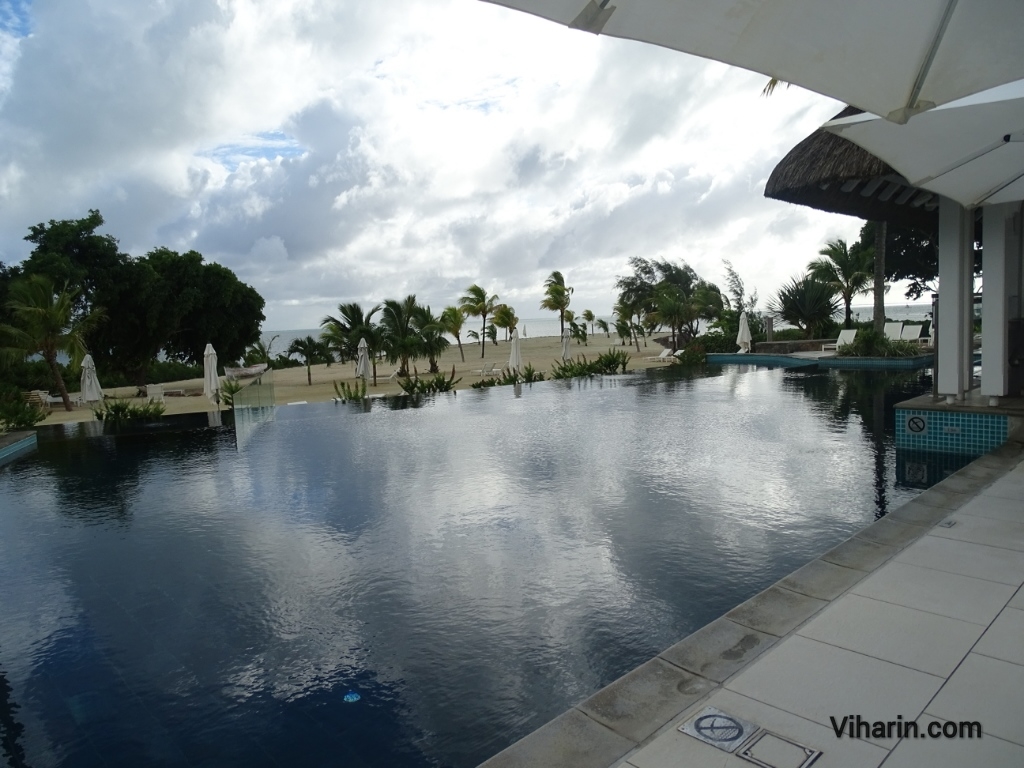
[39, 334, 677, 425]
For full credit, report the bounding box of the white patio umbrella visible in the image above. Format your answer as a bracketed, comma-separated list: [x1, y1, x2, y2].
[560, 327, 571, 360]
[824, 79, 1024, 208]
[509, 328, 523, 373]
[355, 337, 371, 381]
[203, 343, 220, 405]
[80, 354, 104, 402]
[736, 312, 752, 353]
[482, 0, 1023, 123]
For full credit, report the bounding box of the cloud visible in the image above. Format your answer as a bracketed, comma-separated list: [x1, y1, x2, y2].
[0, 0, 868, 329]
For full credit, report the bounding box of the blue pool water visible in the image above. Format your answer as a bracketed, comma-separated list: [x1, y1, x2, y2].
[0, 367, 933, 767]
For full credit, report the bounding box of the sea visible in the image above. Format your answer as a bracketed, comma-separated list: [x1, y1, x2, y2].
[262, 302, 933, 353]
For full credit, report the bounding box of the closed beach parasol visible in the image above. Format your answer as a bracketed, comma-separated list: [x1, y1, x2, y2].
[80, 354, 104, 403]
[203, 343, 220, 404]
[509, 328, 523, 374]
[355, 337, 371, 381]
[561, 327, 571, 360]
[736, 312, 752, 353]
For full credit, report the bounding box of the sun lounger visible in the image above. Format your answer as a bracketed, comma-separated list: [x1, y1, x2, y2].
[472, 362, 498, 376]
[644, 349, 675, 361]
[901, 325, 927, 344]
[21, 391, 48, 409]
[884, 322, 903, 340]
[822, 329, 857, 351]
[147, 383, 164, 403]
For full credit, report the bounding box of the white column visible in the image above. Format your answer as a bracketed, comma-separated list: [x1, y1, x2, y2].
[981, 203, 1022, 401]
[937, 198, 971, 401]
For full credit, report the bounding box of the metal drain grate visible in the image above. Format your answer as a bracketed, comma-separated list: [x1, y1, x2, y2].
[738, 730, 822, 768]
[678, 707, 758, 753]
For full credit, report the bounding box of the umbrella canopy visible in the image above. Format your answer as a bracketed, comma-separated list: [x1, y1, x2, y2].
[824, 79, 1024, 208]
[355, 337, 371, 380]
[482, 0, 1022, 123]
[203, 343, 220, 405]
[736, 312, 752, 353]
[509, 328, 523, 373]
[560, 327, 571, 360]
[80, 354, 104, 402]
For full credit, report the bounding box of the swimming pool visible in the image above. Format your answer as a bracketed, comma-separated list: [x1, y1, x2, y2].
[0, 366, 932, 767]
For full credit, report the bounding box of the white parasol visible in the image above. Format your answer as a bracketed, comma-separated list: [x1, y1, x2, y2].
[203, 343, 220, 404]
[736, 312, 752, 353]
[509, 328, 523, 374]
[80, 354, 104, 402]
[561, 327, 571, 360]
[355, 337, 371, 380]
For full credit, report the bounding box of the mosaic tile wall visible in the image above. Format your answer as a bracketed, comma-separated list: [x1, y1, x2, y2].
[0, 433, 37, 468]
[896, 408, 1009, 454]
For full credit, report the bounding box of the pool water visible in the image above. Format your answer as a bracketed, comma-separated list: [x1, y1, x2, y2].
[0, 366, 932, 767]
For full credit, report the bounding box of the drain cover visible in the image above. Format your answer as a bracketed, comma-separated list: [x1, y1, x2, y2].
[938, 520, 957, 528]
[738, 730, 822, 768]
[679, 706, 758, 753]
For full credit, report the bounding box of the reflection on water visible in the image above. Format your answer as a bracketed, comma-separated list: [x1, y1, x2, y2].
[0, 368, 932, 767]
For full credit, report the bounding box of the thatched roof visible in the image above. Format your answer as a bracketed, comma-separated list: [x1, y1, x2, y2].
[765, 108, 939, 233]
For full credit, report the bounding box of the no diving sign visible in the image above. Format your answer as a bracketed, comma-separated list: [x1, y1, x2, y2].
[680, 707, 757, 753]
[905, 414, 928, 436]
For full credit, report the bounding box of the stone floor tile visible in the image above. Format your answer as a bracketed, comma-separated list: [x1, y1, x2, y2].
[882, 714, 1023, 768]
[855, 518, 929, 550]
[931, 514, 1024, 552]
[725, 636, 943, 749]
[887, 500, 954, 527]
[911, 486, 972, 511]
[820, 538, 897, 572]
[1009, 587, 1024, 610]
[930, 473, 991, 495]
[777, 559, 866, 601]
[628, 688, 887, 768]
[478, 708, 633, 768]
[894, 535, 1024, 585]
[956, 494, 1024, 523]
[658, 618, 776, 683]
[972, 607, 1024, 666]
[725, 586, 827, 637]
[796, 594, 984, 677]
[925, 653, 1024, 747]
[980, 476, 1024, 502]
[578, 658, 714, 744]
[850, 561, 1016, 625]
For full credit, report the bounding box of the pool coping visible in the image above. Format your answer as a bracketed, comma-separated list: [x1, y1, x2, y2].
[477, 431, 1024, 768]
[0, 430, 38, 468]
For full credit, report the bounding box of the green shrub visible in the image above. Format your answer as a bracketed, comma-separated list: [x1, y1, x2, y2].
[672, 343, 706, 367]
[521, 364, 545, 383]
[333, 379, 368, 402]
[93, 398, 166, 424]
[550, 350, 629, 380]
[220, 379, 244, 408]
[690, 333, 735, 353]
[835, 328, 923, 358]
[0, 399, 47, 432]
[470, 377, 500, 389]
[397, 366, 462, 395]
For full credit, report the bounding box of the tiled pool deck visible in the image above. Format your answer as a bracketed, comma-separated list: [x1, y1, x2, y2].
[481, 435, 1024, 767]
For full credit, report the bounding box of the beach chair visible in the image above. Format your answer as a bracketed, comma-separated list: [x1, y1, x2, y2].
[901, 325, 928, 345]
[21, 391, 47, 409]
[822, 329, 857, 352]
[472, 362, 497, 376]
[644, 349, 675, 362]
[147, 383, 164, 403]
[884, 322, 903, 340]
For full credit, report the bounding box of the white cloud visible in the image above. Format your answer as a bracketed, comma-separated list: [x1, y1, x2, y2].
[0, 0, 873, 329]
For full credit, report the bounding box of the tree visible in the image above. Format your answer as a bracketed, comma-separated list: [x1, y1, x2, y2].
[808, 239, 873, 328]
[491, 304, 518, 340]
[287, 336, 331, 385]
[540, 271, 573, 334]
[380, 295, 421, 376]
[581, 309, 596, 335]
[595, 318, 610, 337]
[650, 286, 690, 350]
[321, 302, 381, 363]
[440, 306, 467, 362]
[243, 335, 279, 366]
[615, 257, 725, 342]
[0, 276, 104, 410]
[458, 284, 499, 358]
[769, 276, 840, 338]
[412, 305, 449, 374]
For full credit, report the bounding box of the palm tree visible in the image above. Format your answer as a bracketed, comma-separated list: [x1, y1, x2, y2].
[320, 302, 381, 362]
[440, 305, 467, 362]
[412, 305, 449, 374]
[243, 335, 279, 366]
[809, 239, 873, 328]
[458, 284, 499, 358]
[581, 309, 596, 335]
[769, 276, 840, 339]
[0, 275, 104, 411]
[380, 295, 421, 376]
[491, 304, 518, 340]
[595, 318, 610, 337]
[287, 335, 330, 385]
[649, 286, 691, 350]
[540, 270, 573, 334]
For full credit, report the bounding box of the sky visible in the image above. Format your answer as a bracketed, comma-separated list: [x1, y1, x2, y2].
[0, 0, 891, 331]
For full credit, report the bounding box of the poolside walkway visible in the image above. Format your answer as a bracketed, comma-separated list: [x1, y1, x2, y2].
[481, 434, 1024, 767]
